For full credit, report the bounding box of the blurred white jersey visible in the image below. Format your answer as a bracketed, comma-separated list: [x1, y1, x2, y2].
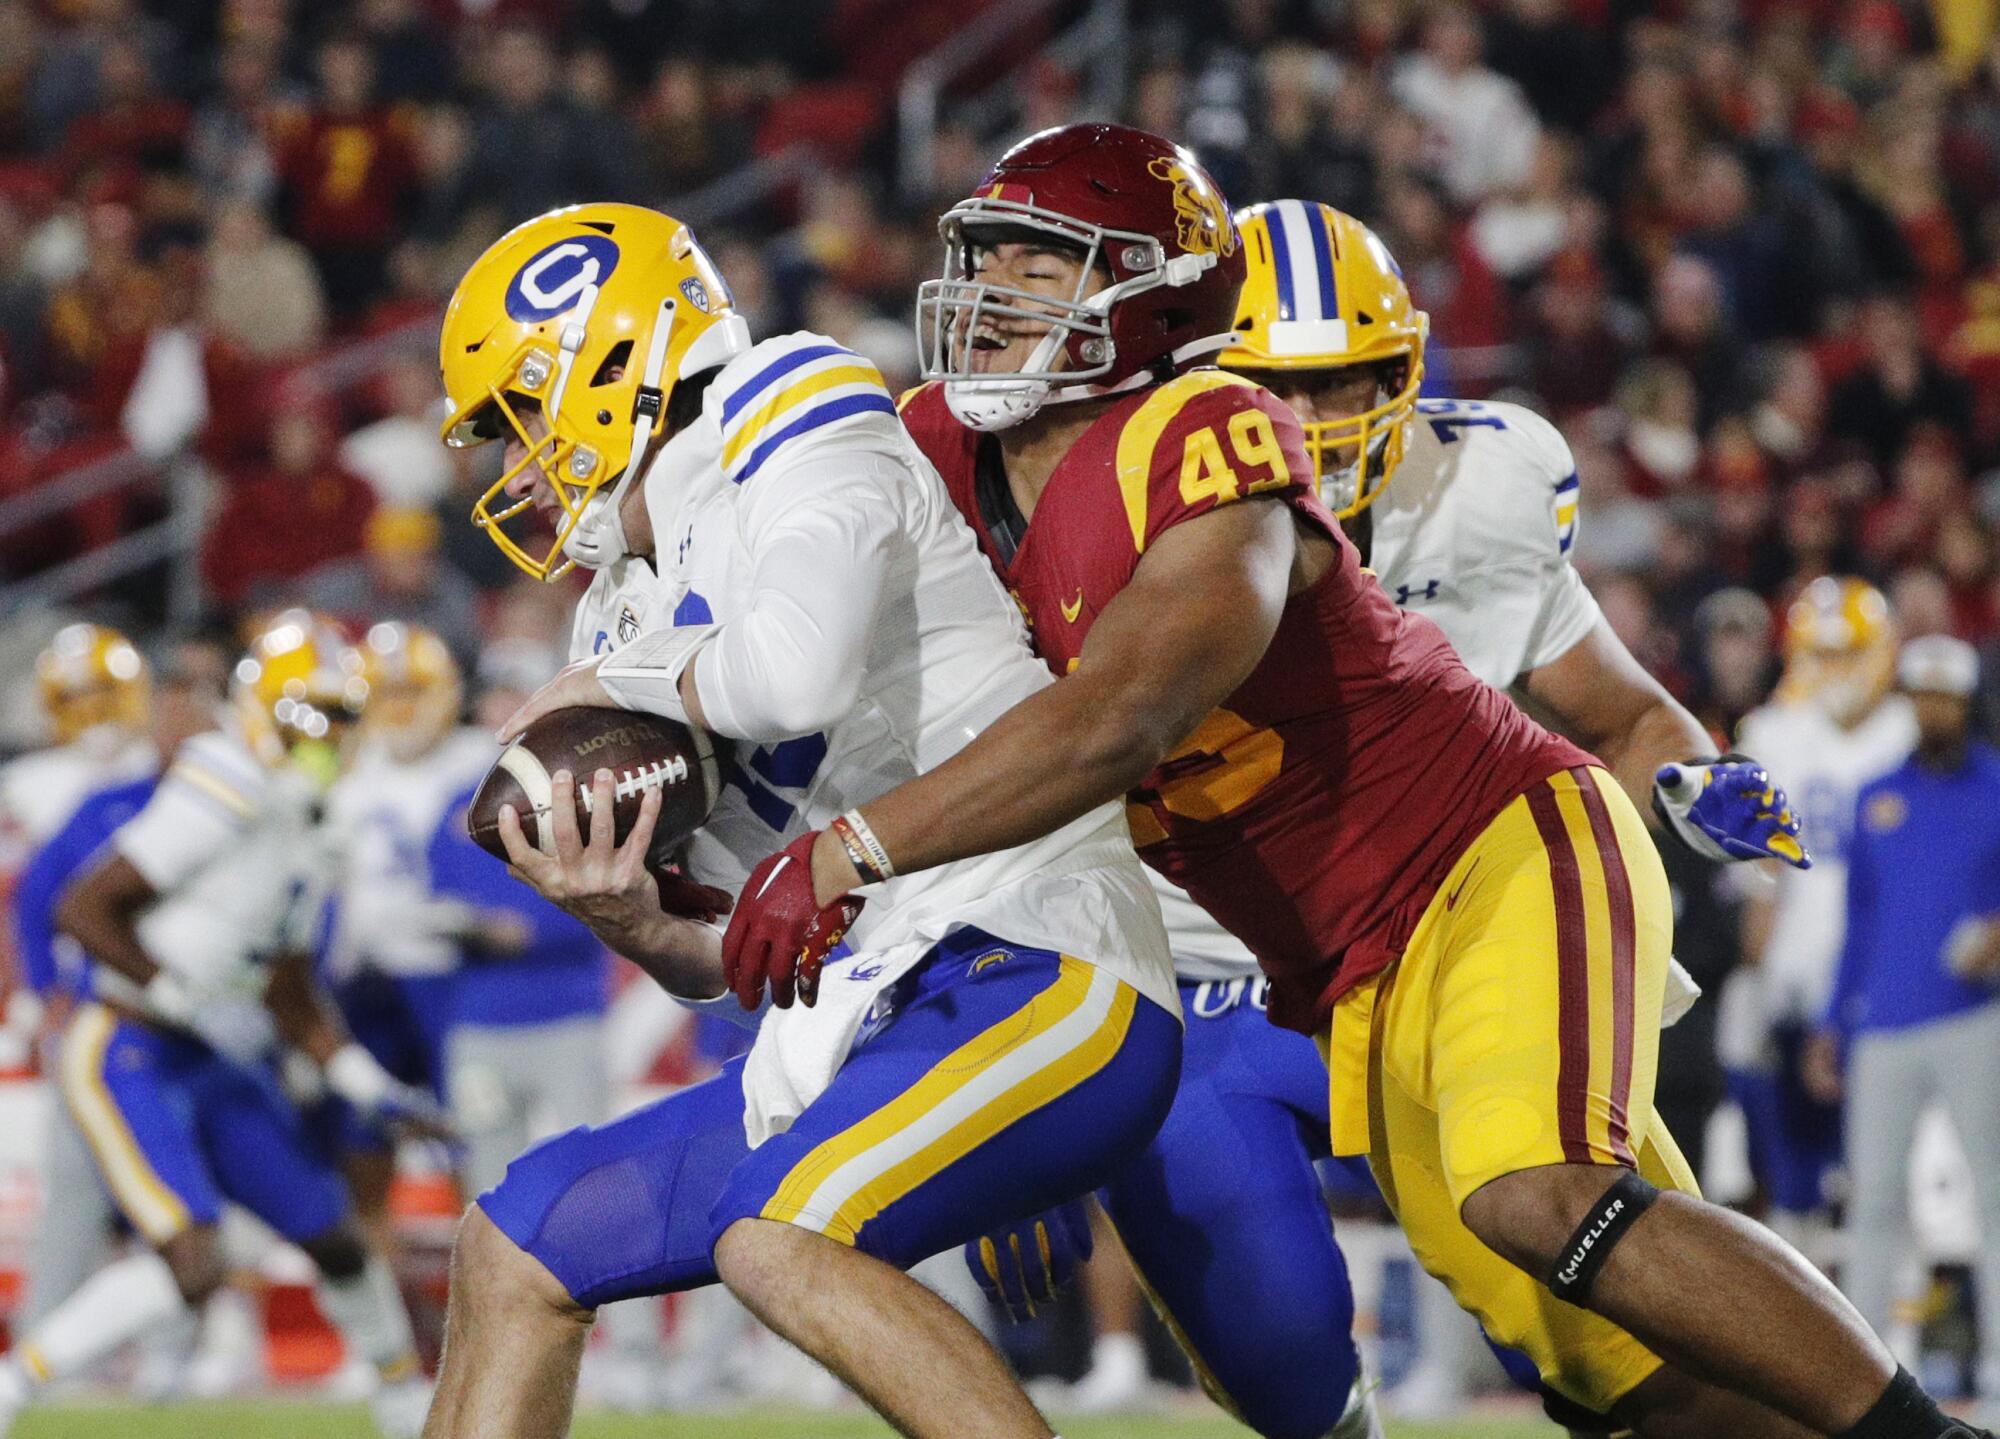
[1734, 695, 1917, 1022]
[0, 732, 157, 870]
[1168, 396, 1604, 981]
[99, 724, 329, 1037]
[574, 332, 1174, 1138]
[324, 728, 497, 983]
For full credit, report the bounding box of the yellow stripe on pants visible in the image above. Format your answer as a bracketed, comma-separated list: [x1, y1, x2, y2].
[58, 1004, 192, 1245]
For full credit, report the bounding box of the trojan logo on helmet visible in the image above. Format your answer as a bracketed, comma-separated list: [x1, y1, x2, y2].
[438, 203, 750, 582]
[916, 123, 1247, 432]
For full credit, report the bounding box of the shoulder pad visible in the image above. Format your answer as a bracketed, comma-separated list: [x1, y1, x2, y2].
[167, 731, 268, 820]
[707, 332, 897, 487]
[1114, 371, 1309, 554]
[1415, 399, 1580, 557]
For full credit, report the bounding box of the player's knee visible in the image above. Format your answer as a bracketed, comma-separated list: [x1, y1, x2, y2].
[1462, 1165, 1660, 1303]
[299, 1224, 368, 1282]
[712, 1216, 816, 1309]
[452, 1203, 591, 1324]
[158, 1225, 227, 1304]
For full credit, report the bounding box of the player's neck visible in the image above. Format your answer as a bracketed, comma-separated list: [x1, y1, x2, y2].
[996, 397, 1119, 519]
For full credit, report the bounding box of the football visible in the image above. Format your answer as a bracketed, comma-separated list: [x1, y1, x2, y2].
[467, 706, 725, 867]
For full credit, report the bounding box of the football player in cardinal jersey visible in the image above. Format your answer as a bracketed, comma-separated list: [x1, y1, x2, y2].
[421, 203, 1180, 1439]
[1728, 579, 1915, 1247]
[733, 124, 1975, 1439]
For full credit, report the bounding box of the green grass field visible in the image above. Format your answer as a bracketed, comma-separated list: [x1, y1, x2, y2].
[9, 1402, 1554, 1438]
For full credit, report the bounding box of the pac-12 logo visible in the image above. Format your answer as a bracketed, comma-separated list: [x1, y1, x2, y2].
[505, 235, 620, 322]
[679, 276, 713, 313]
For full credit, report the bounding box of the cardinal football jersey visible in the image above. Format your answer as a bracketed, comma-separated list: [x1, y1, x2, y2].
[901, 372, 1590, 1034]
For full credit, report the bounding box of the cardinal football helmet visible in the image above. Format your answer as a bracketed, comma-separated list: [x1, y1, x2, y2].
[37, 622, 150, 746]
[1220, 201, 1428, 519]
[918, 123, 1245, 430]
[440, 203, 751, 580]
[1779, 576, 1897, 726]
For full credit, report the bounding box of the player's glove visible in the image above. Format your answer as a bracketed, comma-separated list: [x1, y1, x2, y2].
[326, 1043, 458, 1142]
[1653, 756, 1810, 869]
[721, 831, 864, 1010]
[965, 1199, 1094, 1323]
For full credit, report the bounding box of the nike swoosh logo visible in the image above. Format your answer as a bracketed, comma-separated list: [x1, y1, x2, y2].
[1061, 590, 1084, 623]
[754, 855, 791, 900]
[1445, 859, 1480, 911]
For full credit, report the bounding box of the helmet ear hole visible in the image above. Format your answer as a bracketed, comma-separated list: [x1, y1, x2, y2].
[591, 340, 634, 387]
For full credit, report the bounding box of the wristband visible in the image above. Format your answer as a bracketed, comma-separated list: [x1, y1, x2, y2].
[830, 810, 895, 884]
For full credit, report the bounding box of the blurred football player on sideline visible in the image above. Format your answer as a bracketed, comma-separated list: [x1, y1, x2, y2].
[422, 203, 1179, 1439]
[0, 613, 442, 1439]
[3, 624, 160, 1339]
[733, 125, 1973, 1439]
[1729, 579, 1913, 1253]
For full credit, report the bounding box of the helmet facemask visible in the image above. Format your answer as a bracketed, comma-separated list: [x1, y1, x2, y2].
[1291, 354, 1425, 519]
[917, 202, 1216, 432]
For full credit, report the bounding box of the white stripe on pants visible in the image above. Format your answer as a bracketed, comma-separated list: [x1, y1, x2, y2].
[1841, 1001, 2000, 1397]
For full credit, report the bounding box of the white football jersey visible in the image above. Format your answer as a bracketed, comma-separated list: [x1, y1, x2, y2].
[1734, 695, 1917, 1021]
[574, 332, 1175, 1133]
[99, 724, 330, 1038]
[324, 727, 498, 982]
[0, 733, 157, 871]
[1167, 396, 1604, 982]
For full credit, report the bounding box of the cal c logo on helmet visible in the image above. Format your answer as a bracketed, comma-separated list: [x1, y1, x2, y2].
[505, 234, 621, 322]
[1147, 155, 1236, 259]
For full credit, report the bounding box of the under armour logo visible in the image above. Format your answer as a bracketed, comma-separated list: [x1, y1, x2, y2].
[1394, 579, 1441, 605]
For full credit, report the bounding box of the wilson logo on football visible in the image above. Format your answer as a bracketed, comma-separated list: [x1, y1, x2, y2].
[505, 234, 621, 322]
[1147, 155, 1236, 259]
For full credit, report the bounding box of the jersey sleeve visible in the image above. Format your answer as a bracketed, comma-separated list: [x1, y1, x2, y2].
[114, 734, 262, 891]
[1118, 373, 1315, 556]
[708, 333, 901, 488]
[1495, 404, 1602, 673]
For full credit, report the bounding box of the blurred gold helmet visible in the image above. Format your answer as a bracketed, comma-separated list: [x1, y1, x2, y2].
[36, 622, 151, 746]
[1780, 576, 1897, 726]
[1221, 200, 1428, 519]
[359, 621, 461, 763]
[439, 202, 751, 582]
[231, 609, 369, 786]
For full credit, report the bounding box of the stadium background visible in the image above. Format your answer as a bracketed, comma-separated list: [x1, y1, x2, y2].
[1, 0, 1998, 1432]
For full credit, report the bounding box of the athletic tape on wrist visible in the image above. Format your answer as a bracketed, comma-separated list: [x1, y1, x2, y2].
[1546, 1169, 1659, 1305]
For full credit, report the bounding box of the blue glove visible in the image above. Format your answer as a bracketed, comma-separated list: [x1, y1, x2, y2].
[965, 1198, 1094, 1322]
[1653, 757, 1810, 869]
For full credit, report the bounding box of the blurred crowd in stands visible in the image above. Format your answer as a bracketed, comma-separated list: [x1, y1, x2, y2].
[1, 0, 1999, 734]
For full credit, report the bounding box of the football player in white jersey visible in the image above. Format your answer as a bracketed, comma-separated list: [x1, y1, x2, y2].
[0, 613, 441, 1439]
[1729, 578, 1914, 1244]
[420, 203, 1179, 1439]
[0, 623, 157, 869]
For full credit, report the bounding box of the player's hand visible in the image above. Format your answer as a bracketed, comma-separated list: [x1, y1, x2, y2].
[722, 832, 864, 1010]
[1800, 1029, 1844, 1106]
[326, 1043, 458, 1143]
[499, 768, 731, 937]
[1653, 758, 1810, 869]
[966, 1199, 1094, 1323]
[497, 655, 612, 743]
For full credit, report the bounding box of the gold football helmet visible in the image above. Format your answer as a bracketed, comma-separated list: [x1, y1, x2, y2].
[1221, 200, 1428, 518]
[1780, 576, 1897, 726]
[359, 621, 461, 763]
[36, 622, 151, 746]
[232, 609, 369, 787]
[439, 202, 751, 581]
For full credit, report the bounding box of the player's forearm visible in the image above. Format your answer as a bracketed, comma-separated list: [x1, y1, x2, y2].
[264, 951, 342, 1064]
[1595, 693, 1716, 826]
[845, 668, 1179, 882]
[52, 864, 159, 987]
[602, 912, 727, 1002]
